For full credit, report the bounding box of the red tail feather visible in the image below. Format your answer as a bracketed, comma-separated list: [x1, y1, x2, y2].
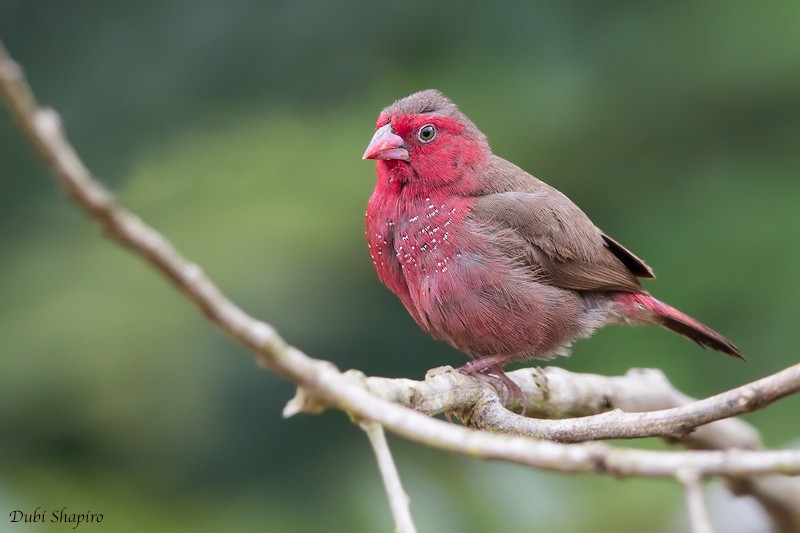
[616, 294, 744, 360]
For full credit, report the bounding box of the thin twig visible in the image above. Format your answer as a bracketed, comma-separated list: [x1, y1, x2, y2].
[678, 469, 714, 533]
[360, 422, 417, 533]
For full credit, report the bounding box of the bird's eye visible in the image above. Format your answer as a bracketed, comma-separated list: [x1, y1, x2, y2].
[417, 124, 436, 143]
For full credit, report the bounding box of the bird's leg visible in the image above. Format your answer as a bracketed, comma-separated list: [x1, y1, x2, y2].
[457, 357, 528, 416]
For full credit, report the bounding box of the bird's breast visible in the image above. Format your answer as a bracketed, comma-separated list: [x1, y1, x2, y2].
[393, 196, 463, 277]
[366, 192, 476, 322]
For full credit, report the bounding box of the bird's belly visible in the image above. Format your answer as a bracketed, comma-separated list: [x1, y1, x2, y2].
[401, 247, 583, 361]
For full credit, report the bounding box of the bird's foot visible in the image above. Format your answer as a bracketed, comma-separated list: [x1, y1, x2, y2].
[457, 358, 528, 416]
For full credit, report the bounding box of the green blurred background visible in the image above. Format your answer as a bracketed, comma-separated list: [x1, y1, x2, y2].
[1, 2, 799, 532]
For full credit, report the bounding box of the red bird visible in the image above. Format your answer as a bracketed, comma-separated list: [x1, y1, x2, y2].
[363, 90, 742, 398]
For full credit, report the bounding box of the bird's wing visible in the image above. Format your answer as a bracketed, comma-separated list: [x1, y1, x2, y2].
[470, 187, 653, 293]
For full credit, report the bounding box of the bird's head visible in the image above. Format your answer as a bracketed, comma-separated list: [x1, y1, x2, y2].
[363, 90, 490, 191]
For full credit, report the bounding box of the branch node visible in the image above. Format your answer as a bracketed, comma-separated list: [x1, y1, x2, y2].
[344, 369, 368, 382]
[424, 365, 456, 380]
[736, 386, 759, 409]
[259, 328, 288, 358]
[34, 107, 63, 138]
[283, 386, 328, 418]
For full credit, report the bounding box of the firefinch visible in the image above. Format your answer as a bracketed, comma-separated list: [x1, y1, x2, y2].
[363, 90, 741, 398]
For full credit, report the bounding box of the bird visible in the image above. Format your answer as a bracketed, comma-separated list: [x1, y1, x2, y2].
[362, 89, 742, 403]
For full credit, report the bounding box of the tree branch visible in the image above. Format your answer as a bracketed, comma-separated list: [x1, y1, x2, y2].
[361, 422, 417, 533]
[678, 469, 714, 533]
[357, 364, 800, 443]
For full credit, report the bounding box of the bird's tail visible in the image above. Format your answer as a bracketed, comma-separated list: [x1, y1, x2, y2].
[613, 293, 744, 360]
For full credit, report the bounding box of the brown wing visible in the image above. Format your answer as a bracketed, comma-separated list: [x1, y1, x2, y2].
[469, 165, 652, 293]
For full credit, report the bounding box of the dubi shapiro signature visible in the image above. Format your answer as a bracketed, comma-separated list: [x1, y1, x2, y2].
[9, 507, 103, 529]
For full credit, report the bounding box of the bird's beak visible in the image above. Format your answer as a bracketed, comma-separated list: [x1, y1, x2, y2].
[362, 123, 410, 161]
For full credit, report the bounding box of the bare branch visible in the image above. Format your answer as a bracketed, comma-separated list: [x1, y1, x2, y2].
[360, 364, 800, 443]
[678, 469, 714, 533]
[361, 422, 417, 533]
